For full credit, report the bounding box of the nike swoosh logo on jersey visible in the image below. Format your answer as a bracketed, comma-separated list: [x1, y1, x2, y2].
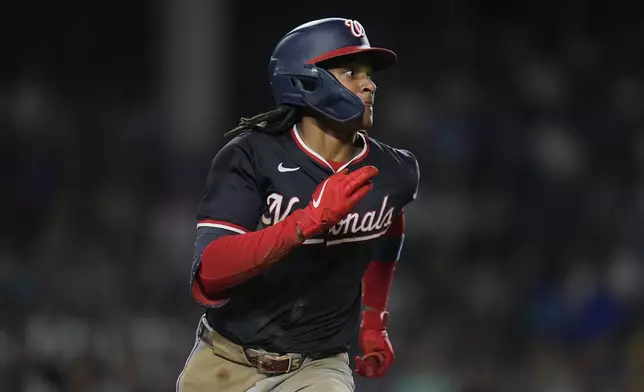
[312, 179, 329, 208]
[278, 163, 300, 172]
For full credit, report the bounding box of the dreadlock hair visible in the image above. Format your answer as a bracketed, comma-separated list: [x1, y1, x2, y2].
[224, 105, 301, 139]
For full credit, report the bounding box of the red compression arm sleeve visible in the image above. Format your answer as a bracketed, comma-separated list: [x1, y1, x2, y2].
[362, 213, 404, 310]
[363, 261, 397, 310]
[198, 215, 302, 295]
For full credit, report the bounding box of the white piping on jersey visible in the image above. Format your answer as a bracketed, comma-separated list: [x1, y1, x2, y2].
[196, 222, 246, 234]
[395, 233, 406, 260]
[301, 227, 391, 246]
[411, 153, 420, 200]
[292, 124, 368, 173]
[326, 227, 389, 245]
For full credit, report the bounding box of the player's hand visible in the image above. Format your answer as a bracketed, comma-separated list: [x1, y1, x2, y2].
[292, 165, 378, 239]
[354, 310, 394, 378]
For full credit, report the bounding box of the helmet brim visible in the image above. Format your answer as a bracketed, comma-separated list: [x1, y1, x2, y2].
[307, 46, 397, 71]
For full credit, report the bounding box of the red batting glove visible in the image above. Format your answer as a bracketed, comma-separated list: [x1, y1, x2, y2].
[291, 166, 378, 239]
[355, 310, 394, 378]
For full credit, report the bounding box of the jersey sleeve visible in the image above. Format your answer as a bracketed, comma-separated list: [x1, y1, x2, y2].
[398, 148, 420, 206]
[371, 212, 405, 263]
[191, 136, 265, 307]
[196, 136, 264, 233]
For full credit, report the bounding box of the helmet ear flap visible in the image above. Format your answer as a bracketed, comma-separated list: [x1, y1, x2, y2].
[304, 68, 364, 123]
[268, 58, 364, 123]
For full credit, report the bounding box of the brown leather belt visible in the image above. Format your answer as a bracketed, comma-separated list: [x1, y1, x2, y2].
[244, 349, 302, 375]
[198, 317, 303, 375]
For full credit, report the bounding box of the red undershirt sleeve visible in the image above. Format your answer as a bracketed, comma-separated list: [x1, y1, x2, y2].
[362, 212, 405, 311]
[197, 215, 302, 295]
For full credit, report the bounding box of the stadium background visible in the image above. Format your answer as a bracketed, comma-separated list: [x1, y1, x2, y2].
[2, 1, 644, 391]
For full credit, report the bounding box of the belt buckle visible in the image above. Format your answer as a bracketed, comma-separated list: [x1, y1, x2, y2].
[256, 352, 292, 375]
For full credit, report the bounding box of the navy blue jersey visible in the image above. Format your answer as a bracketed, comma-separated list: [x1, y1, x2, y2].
[191, 125, 419, 355]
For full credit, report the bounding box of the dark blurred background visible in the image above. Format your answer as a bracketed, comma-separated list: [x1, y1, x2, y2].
[2, 1, 644, 391]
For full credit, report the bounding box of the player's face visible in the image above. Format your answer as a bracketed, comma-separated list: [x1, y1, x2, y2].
[327, 62, 377, 130]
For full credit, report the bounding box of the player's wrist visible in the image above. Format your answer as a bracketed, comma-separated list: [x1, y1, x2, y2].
[361, 309, 388, 330]
[291, 207, 325, 242]
[296, 226, 305, 243]
[289, 209, 322, 239]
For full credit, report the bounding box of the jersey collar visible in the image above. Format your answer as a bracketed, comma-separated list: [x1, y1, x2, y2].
[291, 124, 370, 173]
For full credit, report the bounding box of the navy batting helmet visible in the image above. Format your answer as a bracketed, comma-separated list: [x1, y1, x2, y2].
[268, 18, 397, 124]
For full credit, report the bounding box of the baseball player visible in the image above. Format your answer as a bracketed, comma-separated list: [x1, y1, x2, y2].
[177, 17, 420, 392]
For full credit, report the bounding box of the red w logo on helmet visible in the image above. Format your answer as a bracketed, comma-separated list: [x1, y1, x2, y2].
[344, 20, 366, 38]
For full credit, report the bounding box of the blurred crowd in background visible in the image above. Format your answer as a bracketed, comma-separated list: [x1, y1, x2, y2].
[2, 2, 644, 391]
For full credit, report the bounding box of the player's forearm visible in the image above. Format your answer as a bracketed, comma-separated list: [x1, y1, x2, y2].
[362, 260, 396, 311]
[199, 214, 304, 293]
[362, 214, 403, 311]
